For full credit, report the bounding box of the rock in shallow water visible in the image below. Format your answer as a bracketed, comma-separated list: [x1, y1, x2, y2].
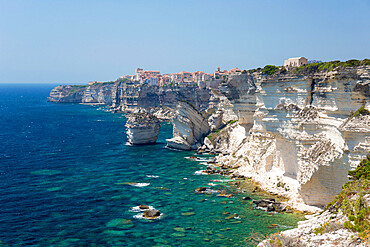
[106, 219, 134, 229]
[143, 209, 161, 218]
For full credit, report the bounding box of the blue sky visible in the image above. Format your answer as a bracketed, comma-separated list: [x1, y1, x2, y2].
[0, 0, 369, 84]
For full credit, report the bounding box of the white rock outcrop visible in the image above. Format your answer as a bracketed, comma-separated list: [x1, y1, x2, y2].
[151, 106, 175, 121]
[209, 68, 370, 212]
[125, 113, 161, 145]
[166, 101, 210, 150]
[258, 210, 366, 247]
[208, 109, 224, 131]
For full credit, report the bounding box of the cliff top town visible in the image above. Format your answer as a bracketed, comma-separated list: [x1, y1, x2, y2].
[88, 56, 316, 88]
[89, 66, 243, 88]
[48, 57, 370, 246]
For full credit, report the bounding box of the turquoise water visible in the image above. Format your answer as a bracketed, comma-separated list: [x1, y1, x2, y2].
[0, 84, 304, 246]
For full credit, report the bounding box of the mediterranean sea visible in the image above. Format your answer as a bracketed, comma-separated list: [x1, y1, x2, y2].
[0, 84, 304, 246]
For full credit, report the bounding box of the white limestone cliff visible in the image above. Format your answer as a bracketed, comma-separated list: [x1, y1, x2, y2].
[125, 113, 160, 145]
[48, 83, 115, 104]
[206, 67, 370, 213]
[166, 101, 210, 150]
[258, 210, 367, 247]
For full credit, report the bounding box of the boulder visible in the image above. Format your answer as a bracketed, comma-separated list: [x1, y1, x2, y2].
[242, 196, 252, 200]
[195, 187, 208, 193]
[266, 205, 275, 212]
[143, 209, 161, 218]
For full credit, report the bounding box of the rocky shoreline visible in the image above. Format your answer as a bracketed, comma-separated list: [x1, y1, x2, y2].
[191, 153, 300, 215]
[48, 64, 370, 246]
[258, 211, 366, 247]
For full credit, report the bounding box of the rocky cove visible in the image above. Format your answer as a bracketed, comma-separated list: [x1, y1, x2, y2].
[48, 63, 370, 245]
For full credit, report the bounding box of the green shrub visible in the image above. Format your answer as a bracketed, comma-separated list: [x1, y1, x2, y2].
[348, 154, 370, 180]
[360, 59, 370, 66]
[101, 81, 116, 85]
[262, 65, 279, 75]
[279, 67, 287, 74]
[313, 221, 342, 235]
[72, 85, 88, 88]
[227, 120, 237, 125]
[323, 154, 370, 241]
[293, 59, 370, 74]
[350, 106, 370, 118]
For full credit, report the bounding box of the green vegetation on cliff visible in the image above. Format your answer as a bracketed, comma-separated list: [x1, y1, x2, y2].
[350, 106, 370, 118]
[261, 153, 370, 246]
[248, 58, 369, 76]
[293, 59, 370, 74]
[348, 154, 370, 181]
[324, 154, 370, 241]
[261, 65, 279, 75]
[72, 85, 89, 88]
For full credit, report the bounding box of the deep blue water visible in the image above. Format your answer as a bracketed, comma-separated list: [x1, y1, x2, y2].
[0, 84, 304, 246]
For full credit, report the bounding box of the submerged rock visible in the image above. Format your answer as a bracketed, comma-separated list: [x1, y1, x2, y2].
[181, 212, 195, 216]
[225, 213, 238, 220]
[195, 187, 207, 192]
[217, 190, 234, 198]
[106, 219, 134, 229]
[253, 199, 287, 212]
[126, 113, 160, 145]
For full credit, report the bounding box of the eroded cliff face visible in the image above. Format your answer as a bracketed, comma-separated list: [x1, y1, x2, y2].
[125, 113, 160, 145]
[166, 102, 210, 150]
[48, 81, 215, 112]
[206, 66, 370, 212]
[48, 66, 370, 211]
[48, 83, 116, 104]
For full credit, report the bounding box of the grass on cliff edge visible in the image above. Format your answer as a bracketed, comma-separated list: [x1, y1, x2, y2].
[323, 154, 370, 242]
[293, 59, 370, 74]
[255, 59, 370, 76]
[350, 106, 370, 118]
[206, 120, 238, 143]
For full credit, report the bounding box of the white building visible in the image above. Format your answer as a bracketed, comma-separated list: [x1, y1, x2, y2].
[147, 77, 159, 86]
[284, 57, 308, 68]
[135, 68, 143, 81]
[202, 73, 212, 82]
[121, 75, 135, 80]
[170, 73, 182, 84]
